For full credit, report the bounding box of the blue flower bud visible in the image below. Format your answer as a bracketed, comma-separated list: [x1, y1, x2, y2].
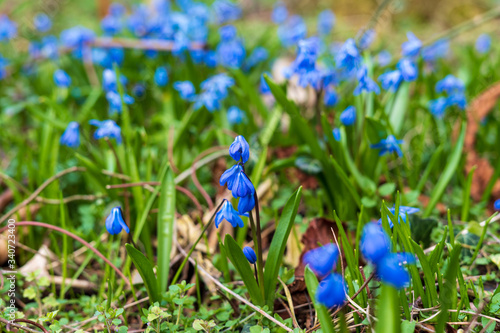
[340, 106, 356, 126]
[229, 135, 250, 163]
[105, 206, 129, 235]
[215, 200, 244, 228]
[401, 31, 421, 57]
[271, 2, 288, 24]
[323, 86, 338, 107]
[494, 199, 500, 211]
[154, 66, 169, 87]
[376, 253, 415, 289]
[436, 75, 464, 94]
[317, 10, 335, 36]
[332, 128, 341, 142]
[227, 106, 246, 125]
[360, 223, 390, 265]
[60, 122, 80, 148]
[377, 206, 420, 228]
[397, 58, 418, 82]
[316, 273, 347, 308]
[34, 13, 52, 32]
[243, 246, 257, 264]
[174, 81, 195, 101]
[303, 243, 339, 278]
[475, 34, 491, 54]
[53, 69, 71, 87]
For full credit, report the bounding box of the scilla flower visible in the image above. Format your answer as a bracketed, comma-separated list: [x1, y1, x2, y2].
[436, 75, 464, 94]
[360, 223, 390, 264]
[354, 66, 380, 95]
[332, 128, 341, 141]
[215, 200, 244, 228]
[229, 135, 250, 163]
[174, 81, 196, 101]
[89, 119, 122, 144]
[397, 58, 418, 82]
[154, 67, 169, 87]
[60, 122, 80, 148]
[53, 69, 71, 87]
[370, 135, 403, 157]
[401, 31, 421, 57]
[227, 106, 246, 125]
[219, 164, 254, 197]
[378, 70, 402, 91]
[271, 2, 288, 24]
[303, 243, 339, 278]
[377, 253, 416, 289]
[34, 13, 52, 32]
[238, 194, 255, 214]
[475, 34, 491, 54]
[0, 15, 17, 41]
[494, 199, 500, 211]
[376, 50, 392, 67]
[323, 86, 338, 107]
[316, 273, 347, 308]
[429, 97, 449, 118]
[243, 246, 257, 264]
[377, 206, 420, 228]
[278, 15, 307, 47]
[317, 10, 335, 36]
[212, 0, 242, 24]
[105, 206, 129, 235]
[335, 38, 360, 72]
[340, 106, 356, 126]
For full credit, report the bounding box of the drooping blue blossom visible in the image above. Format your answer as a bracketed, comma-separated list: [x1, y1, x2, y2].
[271, 2, 288, 24]
[227, 106, 246, 125]
[285, 37, 323, 90]
[317, 10, 335, 36]
[360, 223, 390, 265]
[106, 91, 134, 114]
[370, 135, 403, 157]
[335, 38, 361, 73]
[429, 97, 448, 118]
[53, 69, 71, 87]
[376, 50, 392, 67]
[215, 200, 244, 228]
[435, 74, 464, 94]
[40, 35, 58, 60]
[260, 73, 271, 94]
[244, 47, 269, 70]
[132, 83, 146, 98]
[332, 128, 341, 141]
[340, 106, 356, 126]
[278, 15, 307, 47]
[446, 92, 467, 110]
[92, 48, 124, 68]
[358, 28, 376, 50]
[243, 246, 257, 264]
[109, 3, 126, 17]
[101, 15, 123, 35]
[475, 34, 491, 54]
[174, 81, 196, 101]
[401, 31, 422, 57]
[397, 58, 418, 82]
[303, 243, 339, 278]
[216, 25, 246, 68]
[60, 26, 95, 49]
[154, 66, 169, 87]
[376, 253, 416, 289]
[323, 86, 338, 107]
[238, 194, 255, 214]
[105, 206, 129, 235]
[422, 39, 449, 62]
[229, 135, 250, 163]
[378, 70, 402, 91]
[194, 73, 235, 111]
[0, 15, 17, 41]
[494, 199, 500, 211]
[102, 69, 127, 92]
[34, 13, 52, 32]
[378, 206, 420, 228]
[212, 0, 242, 24]
[223, 165, 255, 198]
[60, 122, 80, 148]
[315, 273, 347, 308]
[204, 50, 218, 67]
[89, 119, 122, 144]
[354, 65, 380, 95]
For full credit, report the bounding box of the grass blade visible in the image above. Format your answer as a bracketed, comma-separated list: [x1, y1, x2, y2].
[304, 266, 336, 333]
[125, 244, 159, 304]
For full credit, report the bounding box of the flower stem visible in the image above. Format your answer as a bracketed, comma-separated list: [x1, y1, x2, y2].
[250, 192, 266, 302]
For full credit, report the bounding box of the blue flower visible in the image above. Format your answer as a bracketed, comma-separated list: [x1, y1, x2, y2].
[174, 81, 196, 100]
[376, 50, 392, 67]
[215, 200, 244, 228]
[227, 106, 246, 125]
[0, 15, 17, 41]
[271, 2, 288, 24]
[60, 122, 80, 148]
[401, 31, 421, 57]
[92, 48, 124, 68]
[132, 83, 146, 98]
[377, 253, 415, 289]
[193, 90, 222, 112]
[60, 26, 95, 49]
[105, 206, 129, 235]
[360, 223, 391, 265]
[317, 10, 335, 36]
[34, 13, 52, 32]
[378, 70, 402, 91]
[397, 58, 418, 82]
[109, 3, 126, 17]
[446, 92, 466, 110]
[494, 199, 500, 211]
[201, 73, 235, 98]
[335, 38, 360, 73]
[244, 47, 268, 70]
[102, 69, 128, 92]
[212, 0, 242, 24]
[229, 135, 250, 163]
[285, 37, 323, 90]
[41, 35, 58, 60]
[429, 97, 448, 118]
[89, 119, 122, 144]
[303, 243, 339, 277]
[315, 273, 347, 308]
[238, 194, 255, 214]
[216, 29, 246, 68]
[370, 135, 403, 157]
[101, 15, 123, 35]
[378, 206, 420, 228]
[324, 86, 338, 107]
[53, 69, 71, 87]
[354, 66, 380, 95]
[358, 28, 376, 50]
[243, 246, 257, 264]
[154, 67, 169, 87]
[340, 106, 356, 126]
[436, 75, 464, 94]
[332, 128, 341, 141]
[260, 73, 271, 94]
[278, 15, 307, 47]
[475, 34, 491, 54]
[106, 91, 134, 114]
[231, 169, 254, 198]
[422, 39, 449, 62]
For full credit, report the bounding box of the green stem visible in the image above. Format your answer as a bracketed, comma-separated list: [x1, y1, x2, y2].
[171, 200, 224, 285]
[250, 193, 266, 302]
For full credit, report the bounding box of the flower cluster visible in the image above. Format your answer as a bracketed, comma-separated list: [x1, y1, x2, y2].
[194, 73, 235, 112]
[360, 223, 416, 289]
[428, 74, 467, 118]
[303, 244, 347, 308]
[102, 69, 134, 114]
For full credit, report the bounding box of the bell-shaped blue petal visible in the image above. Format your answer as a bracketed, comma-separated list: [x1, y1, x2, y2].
[215, 200, 244, 228]
[332, 128, 341, 142]
[494, 199, 500, 211]
[229, 135, 250, 163]
[154, 66, 169, 87]
[303, 243, 339, 278]
[105, 206, 129, 235]
[378, 70, 402, 91]
[89, 119, 122, 144]
[60, 122, 80, 148]
[360, 223, 391, 265]
[340, 106, 356, 126]
[317, 10, 335, 36]
[220, 164, 243, 190]
[376, 253, 415, 289]
[243, 246, 257, 264]
[53, 69, 71, 87]
[238, 193, 255, 214]
[324, 86, 338, 107]
[227, 106, 246, 125]
[370, 135, 403, 157]
[231, 171, 255, 198]
[475, 34, 491, 54]
[397, 58, 418, 82]
[316, 273, 347, 308]
[436, 75, 464, 94]
[174, 81, 196, 100]
[401, 31, 422, 57]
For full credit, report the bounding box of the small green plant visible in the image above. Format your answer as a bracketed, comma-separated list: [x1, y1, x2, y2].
[94, 302, 128, 333]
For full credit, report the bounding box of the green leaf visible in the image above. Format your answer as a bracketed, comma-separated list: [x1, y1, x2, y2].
[157, 167, 176, 294]
[389, 81, 410, 134]
[263, 187, 302, 308]
[461, 166, 476, 221]
[423, 122, 466, 217]
[224, 234, 264, 306]
[378, 183, 396, 196]
[410, 238, 438, 305]
[304, 266, 335, 333]
[401, 320, 416, 333]
[376, 284, 401, 333]
[125, 244, 159, 304]
[330, 157, 362, 208]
